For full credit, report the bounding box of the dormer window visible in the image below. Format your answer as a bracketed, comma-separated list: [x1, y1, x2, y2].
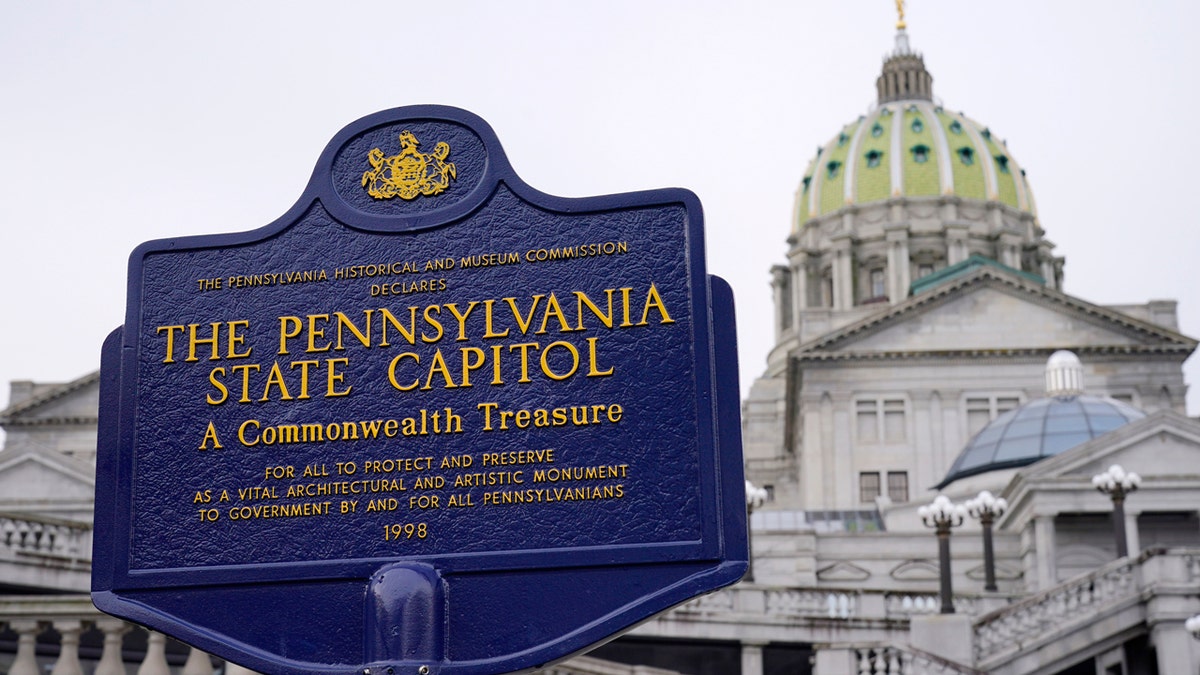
[838, 132, 850, 147]
[981, 128, 992, 140]
[957, 147, 975, 166]
[826, 160, 842, 179]
[911, 118, 924, 133]
[802, 176, 812, 190]
[949, 120, 963, 135]
[994, 155, 1010, 173]
[910, 144, 930, 164]
[871, 123, 884, 138]
[865, 150, 884, 168]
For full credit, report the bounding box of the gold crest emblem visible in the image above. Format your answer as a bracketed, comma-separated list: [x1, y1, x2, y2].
[361, 130, 457, 200]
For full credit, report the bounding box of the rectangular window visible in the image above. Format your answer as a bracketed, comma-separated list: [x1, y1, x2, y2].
[966, 397, 993, 436]
[966, 395, 1024, 437]
[917, 263, 934, 278]
[883, 400, 906, 443]
[887, 471, 909, 503]
[856, 400, 879, 443]
[997, 397, 1020, 414]
[859, 472, 881, 503]
[857, 398, 906, 443]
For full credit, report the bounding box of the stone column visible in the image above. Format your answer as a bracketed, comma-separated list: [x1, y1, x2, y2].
[885, 225, 910, 305]
[740, 642, 765, 675]
[831, 234, 854, 310]
[50, 620, 84, 675]
[95, 619, 131, 675]
[1150, 621, 1198, 674]
[1033, 515, 1057, 590]
[945, 223, 969, 266]
[998, 232, 1021, 270]
[7, 620, 42, 675]
[789, 251, 809, 326]
[138, 631, 171, 675]
[770, 265, 790, 342]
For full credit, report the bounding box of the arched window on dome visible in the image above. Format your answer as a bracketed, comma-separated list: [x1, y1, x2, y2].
[910, 144, 930, 164]
[802, 176, 812, 191]
[838, 132, 849, 147]
[994, 155, 1010, 174]
[957, 147, 974, 166]
[871, 123, 884, 137]
[826, 160, 842, 179]
[949, 120, 963, 135]
[910, 117, 924, 133]
[865, 150, 884, 168]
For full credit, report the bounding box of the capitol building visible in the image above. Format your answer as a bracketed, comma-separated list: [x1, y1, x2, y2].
[2, 15, 1200, 675]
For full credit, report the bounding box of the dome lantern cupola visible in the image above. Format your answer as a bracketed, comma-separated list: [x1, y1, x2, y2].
[876, 28, 933, 104]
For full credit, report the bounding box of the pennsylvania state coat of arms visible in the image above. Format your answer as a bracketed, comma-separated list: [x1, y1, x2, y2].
[361, 130, 457, 200]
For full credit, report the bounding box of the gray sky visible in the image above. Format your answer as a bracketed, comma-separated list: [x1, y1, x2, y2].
[2, 1, 1198, 417]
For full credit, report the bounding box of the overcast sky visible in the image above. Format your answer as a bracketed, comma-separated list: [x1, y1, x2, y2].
[2, 1, 1198, 420]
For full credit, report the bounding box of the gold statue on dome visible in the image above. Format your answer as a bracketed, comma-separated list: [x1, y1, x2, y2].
[896, 0, 906, 30]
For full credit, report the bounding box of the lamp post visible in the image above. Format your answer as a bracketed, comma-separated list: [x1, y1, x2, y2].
[1091, 464, 1141, 558]
[744, 480, 768, 581]
[919, 495, 966, 614]
[965, 490, 1008, 592]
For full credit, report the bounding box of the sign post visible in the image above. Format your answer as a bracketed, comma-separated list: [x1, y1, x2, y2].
[93, 106, 747, 675]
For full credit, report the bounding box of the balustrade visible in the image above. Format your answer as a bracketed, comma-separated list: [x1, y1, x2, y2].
[0, 514, 90, 559]
[851, 644, 983, 674]
[0, 597, 254, 675]
[972, 556, 1137, 663]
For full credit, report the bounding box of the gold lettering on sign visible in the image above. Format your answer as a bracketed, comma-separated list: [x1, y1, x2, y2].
[362, 131, 457, 200]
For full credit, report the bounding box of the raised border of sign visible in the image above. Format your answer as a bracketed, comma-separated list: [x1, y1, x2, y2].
[92, 106, 747, 675]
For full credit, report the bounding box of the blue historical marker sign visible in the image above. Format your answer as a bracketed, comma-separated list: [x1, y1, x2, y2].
[93, 106, 747, 675]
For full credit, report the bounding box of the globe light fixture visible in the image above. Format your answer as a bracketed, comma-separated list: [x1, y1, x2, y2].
[744, 481, 769, 581]
[1186, 614, 1200, 641]
[1091, 464, 1141, 558]
[919, 495, 967, 614]
[965, 490, 1008, 592]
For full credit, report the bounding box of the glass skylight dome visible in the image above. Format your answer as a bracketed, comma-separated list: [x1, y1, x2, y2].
[937, 351, 1147, 488]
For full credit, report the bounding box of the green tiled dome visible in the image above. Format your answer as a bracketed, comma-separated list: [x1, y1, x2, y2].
[795, 105, 1036, 227]
[794, 30, 1037, 229]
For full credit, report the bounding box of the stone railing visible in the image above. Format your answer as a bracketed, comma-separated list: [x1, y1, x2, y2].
[670, 586, 991, 624]
[765, 588, 859, 619]
[883, 592, 979, 618]
[0, 596, 260, 675]
[850, 645, 985, 675]
[0, 513, 90, 560]
[972, 554, 1138, 663]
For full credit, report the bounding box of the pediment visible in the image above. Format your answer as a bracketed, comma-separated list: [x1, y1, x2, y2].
[816, 560, 871, 581]
[964, 562, 1022, 582]
[890, 559, 939, 580]
[798, 267, 1195, 358]
[0, 448, 95, 508]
